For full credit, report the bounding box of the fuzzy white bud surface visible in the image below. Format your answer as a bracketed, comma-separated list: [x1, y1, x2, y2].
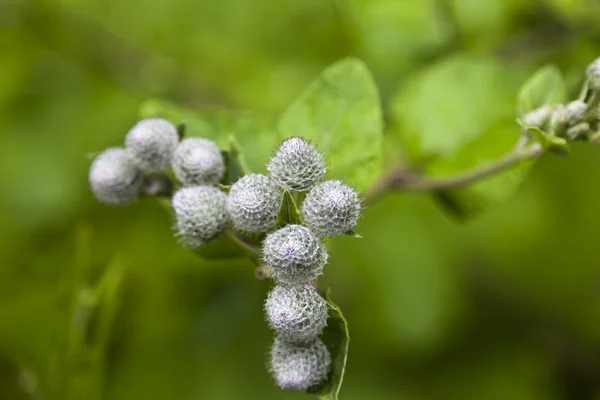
[227, 174, 282, 233]
[172, 138, 224, 186]
[270, 337, 331, 391]
[302, 180, 361, 237]
[263, 225, 327, 284]
[267, 137, 326, 191]
[125, 118, 179, 172]
[265, 284, 328, 343]
[89, 148, 143, 204]
[172, 186, 228, 249]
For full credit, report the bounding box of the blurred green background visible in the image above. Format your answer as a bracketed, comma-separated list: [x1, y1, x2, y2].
[3, 0, 600, 399]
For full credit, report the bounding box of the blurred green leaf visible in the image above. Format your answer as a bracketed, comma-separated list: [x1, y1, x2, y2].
[140, 99, 279, 172]
[277, 190, 303, 227]
[392, 56, 516, 157]
[517, 65, 566, 116]
[278, 58, 383, 191]
[310, 290, 349, 400]
[392, 56, 533, 218]
[429, 122, 537, 219]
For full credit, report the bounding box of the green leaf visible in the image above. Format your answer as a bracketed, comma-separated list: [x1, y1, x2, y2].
[278, 58, 383, 192]
[277, 190, 303, 227]
[310, 290, 349, 400]
[428, 122, 537, 219]
[516, 64, 567, 116]
[391, 56, 539, 219]
[140, 99, 279, 173]
[391, 56, 518, 157]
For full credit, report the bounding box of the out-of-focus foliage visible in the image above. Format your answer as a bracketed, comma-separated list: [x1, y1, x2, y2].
[3, 0, 600, 399]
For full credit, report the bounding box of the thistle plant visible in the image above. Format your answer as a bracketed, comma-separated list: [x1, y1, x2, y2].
[87, 55, 600, 399]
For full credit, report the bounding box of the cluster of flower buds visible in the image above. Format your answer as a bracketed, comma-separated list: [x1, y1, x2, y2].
[522, 57, 600, 141]
[90, 130, 361, 392]
[89, 118, 228, 250]
[89, 118, 180, 204]
[230, 137, 360, 391]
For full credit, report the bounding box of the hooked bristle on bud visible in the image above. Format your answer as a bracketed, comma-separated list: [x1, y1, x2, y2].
[172, 137, 224, 186]
[125, 118, 179, 172]
[267, 137, 326, 191]
[172, 186, 228, 249]
[522, 105, 552, 128]
[302, 180, 361, 237]
[89, 148, 143, 204]
[270, 337, 331, 391]
[227, 174, 283, 234]
[263, 225, 327, 285]
[265, 285, 328, 343]
[587, 57, 600, 91]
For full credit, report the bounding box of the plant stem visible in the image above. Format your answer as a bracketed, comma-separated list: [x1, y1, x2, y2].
[226, 229, 261, 258]
[365, 143, 544, 203]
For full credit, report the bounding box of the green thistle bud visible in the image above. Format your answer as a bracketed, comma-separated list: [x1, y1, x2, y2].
[302, 180, 361, 237]
[267, 137, 326, 191]
[172, 138, 224, 186]
[227, 174, 283, 233]
[265, 284, 328, 343]
[172, 186, 228, 249]
[89, 148, 143, 204]
[270, 337, 331, 391]
[263, 225, 327, 285]
[125, 118, 179, 172]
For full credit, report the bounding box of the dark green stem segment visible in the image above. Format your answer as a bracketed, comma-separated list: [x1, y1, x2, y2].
[365, 143, 544, 203]
[225, 229, 261, 258]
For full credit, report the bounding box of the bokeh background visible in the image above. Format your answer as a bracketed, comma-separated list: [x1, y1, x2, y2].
[3, 0, 600, 399]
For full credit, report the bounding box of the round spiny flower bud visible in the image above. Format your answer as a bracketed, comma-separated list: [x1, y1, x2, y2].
[270, 337, 331, 391]
[263, 225, 327, 285]
[265, 285, 328, 343]
[587, 57, 600, 91]
[522, 105, 552, 128]
[89, 148, 143, 204]
[302, 180, 361, 237]
[172, 137, 224, 186]
[227, 174, 283, 234]
[267, 137, 326, 191]
[172, 186, 228, 249]
[564, 100, 587, 125]
[125, 118, 179, 172]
